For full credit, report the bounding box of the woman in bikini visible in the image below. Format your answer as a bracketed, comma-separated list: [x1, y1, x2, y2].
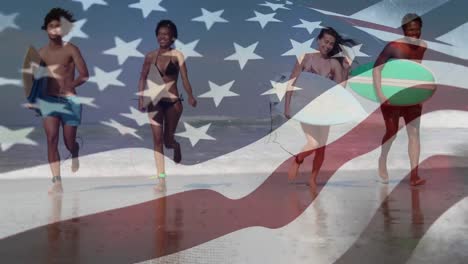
[138, 20, 197, 191]
[284, 27, 355, 185]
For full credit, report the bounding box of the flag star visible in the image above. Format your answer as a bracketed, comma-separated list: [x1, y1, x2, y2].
[176, 122, 216, 147]
[198, 80, 239, 107]
[259, 1, 290, 11]
[192, 8, 228, 30]
[0, 126, 37, 151]
[224, 42, 263, 70]
[0, 77, 21, 86]
[0, 12, 20, 33]
[261, 78, 301, 101]
[36, 98, 73, 116]
[63, 19, 89, 42]
[88, 66, 125, 91]
[120, 106, 157, 126]
[281, 38, 318, 60]
[73, 96, 98, 108]
[72, 0, 108, 11]
[293, 19, 322, 34]
[136, 72, 174, 105]
[129, 0, 166, 18]
[174, 39, 203, 59]
[101, 119, 142, 140]
[103, 37, 144, 65]
[333, 44, 369, 64]
[21, 62, 59, 81]
[246, 11, 281, 29]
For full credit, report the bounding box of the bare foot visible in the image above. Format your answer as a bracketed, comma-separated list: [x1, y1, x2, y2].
[154, 179, 167, 192]
[378, 156, 389, 184]
[48, 182, 63, 195]
[173, 142, 181, 164]
[410, 177, 426, 187]
[288, 156, 303, 181]
[71, 142, 80, 173]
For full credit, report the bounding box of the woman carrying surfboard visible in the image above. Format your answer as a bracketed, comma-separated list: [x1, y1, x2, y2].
[284, 27, 358, 185]
[137, 20, 197, 192]
[372, 13, 428, 186]
[28, 8, 89, 194]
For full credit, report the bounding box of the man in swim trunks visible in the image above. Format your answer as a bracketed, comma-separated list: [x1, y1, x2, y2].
[35, 8, 89, 193]
[373, 13, 427, 186]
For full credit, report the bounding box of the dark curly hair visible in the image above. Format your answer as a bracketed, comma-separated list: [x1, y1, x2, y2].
[41, 8, 75, 30]
[401, 13, 423, 30]
[155, 19, 178, 39]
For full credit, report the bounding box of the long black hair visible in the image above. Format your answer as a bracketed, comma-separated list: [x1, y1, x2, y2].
[317, 27, 357, 66]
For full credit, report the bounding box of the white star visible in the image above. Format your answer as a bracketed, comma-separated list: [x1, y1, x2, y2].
[0, 77, 21, 86]
[0, 126, 37, 151]
[88, 66, 124, 91]
[174, 39, 203, 59]
[259, 1, 290, 11]
[293, 19, 322, 34]
[21, 62, 55, 81]
[103, 37, 144, 65]
[73, 96, 98, 108]
[224, 42, 263, 70]
[246, 11, 281, 29]
[63, 19, 89, 42]
[175, 122, 215, 147]
[261, 78, 301, 101]
[101, 119, 142, 140]
[36, 98, 73, 116]
[72, 0, 108, 11]
[0, 12, 20, 33]
[333, 44, 369, 64]
[198, 80, 239, 107]
[136, 67, 174, 105]
[192, 8, 228, 30]
[120, 106, 157, 126]
[129, 0, 166, 18]
[281, 38, 318, 60]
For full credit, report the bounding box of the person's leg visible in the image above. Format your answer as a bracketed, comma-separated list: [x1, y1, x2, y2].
[379, 105, 400, 183]
[43, 116, 62, 193]
[288, 123, 321, 181]
[163, 100, 183, 163]
[403, 105, 425, 186]
[310, 125, 330, 185]
[149, 105, 166, 191]
[63, 124, 79, 172]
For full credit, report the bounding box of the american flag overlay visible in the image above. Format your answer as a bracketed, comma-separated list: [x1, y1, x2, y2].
[0, 0, 467, 263]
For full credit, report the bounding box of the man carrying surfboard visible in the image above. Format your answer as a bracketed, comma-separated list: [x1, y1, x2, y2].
[30, 8, 89, 193]
[373, 13, 427, 186]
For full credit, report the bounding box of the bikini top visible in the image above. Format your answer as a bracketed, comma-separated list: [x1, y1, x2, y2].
[304, 57, 334, 80]
[154, 50, 179, 77]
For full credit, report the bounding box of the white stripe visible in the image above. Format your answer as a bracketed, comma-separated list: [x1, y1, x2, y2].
[350, 76, 435, 89]
[351, 0, 451, 28]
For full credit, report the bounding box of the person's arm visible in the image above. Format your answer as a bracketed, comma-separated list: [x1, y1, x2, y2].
[417, 40, 427, 63]
[331, 58, 344, 85]
[341, 57, 352, 87]
[69, 44, 89, 88]
[176, 51, 197, 107]
[284, 54, 305, 119]
[372, 43, 393, 104]
[138, 53, 152, 111]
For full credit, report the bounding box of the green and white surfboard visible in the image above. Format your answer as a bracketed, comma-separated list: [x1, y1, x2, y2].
[349, 59, 436, 106]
